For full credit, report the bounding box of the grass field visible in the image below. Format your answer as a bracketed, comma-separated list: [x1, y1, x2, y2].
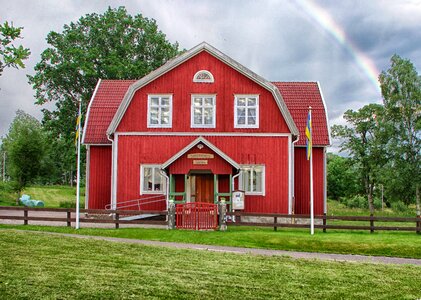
[2, 224, 420, 259]
[0, 185, 85, 207]
[0, 230, 420, 299]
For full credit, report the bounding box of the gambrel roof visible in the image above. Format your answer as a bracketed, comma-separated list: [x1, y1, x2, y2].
[82, 43, 330, 146]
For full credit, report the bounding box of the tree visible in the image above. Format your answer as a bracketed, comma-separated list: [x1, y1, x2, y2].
[331, 104, 389, 214]
[1, 111, 48, 203]
[379, 54, 421, 215]
[327, 153, 361, 200]
[0, 21, 30, 76]
[28, 6, 181, 184]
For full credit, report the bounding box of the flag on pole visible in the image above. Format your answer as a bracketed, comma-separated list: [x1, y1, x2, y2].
[305, 108, 312, 160]
[75, 114, 81, 146]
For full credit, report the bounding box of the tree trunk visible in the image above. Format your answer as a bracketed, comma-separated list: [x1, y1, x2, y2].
[368, 188, 374, 215]
[416, 184, 420, 217]
[16, 190, 21, 205]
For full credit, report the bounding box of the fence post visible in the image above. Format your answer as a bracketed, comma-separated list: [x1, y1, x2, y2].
[370, 213, 374, 233]
[416, 215, 420, 235]
[115, 212, 119, 229]
[168, 200, 176, 230]
[274, 216, 277, 231]
[24, 208, 28, 225]
[218, 200, 227, 231]
[323, 213, 327, 233]
[67, 210, 71, 227]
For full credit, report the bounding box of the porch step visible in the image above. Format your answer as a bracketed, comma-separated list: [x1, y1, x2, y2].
[120, 214, 159, 221]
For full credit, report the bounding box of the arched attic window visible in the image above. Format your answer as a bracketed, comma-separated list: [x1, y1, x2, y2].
[193, 70, 214, 83]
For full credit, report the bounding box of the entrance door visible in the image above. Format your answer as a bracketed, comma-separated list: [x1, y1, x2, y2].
[195, 174, 214, 203]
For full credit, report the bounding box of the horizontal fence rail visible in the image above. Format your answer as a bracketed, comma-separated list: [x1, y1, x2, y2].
[226, 212, 421, 234]
[1, 206, 420, 233]
[0, 206, 167, 228]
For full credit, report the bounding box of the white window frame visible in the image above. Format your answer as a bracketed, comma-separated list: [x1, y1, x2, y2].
[191, 94, 216, 128]
[234, 95, 259, 128]
[239, 165, 265, 196]
[193, 70, 214, 83]
[140, 165, 166, 195]
[147, 94, 172, 128]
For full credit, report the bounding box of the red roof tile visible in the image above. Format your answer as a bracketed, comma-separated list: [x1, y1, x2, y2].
[272, 82, 330, 146]
[83, 79, 135, 144]
[83, 80, 330, 146]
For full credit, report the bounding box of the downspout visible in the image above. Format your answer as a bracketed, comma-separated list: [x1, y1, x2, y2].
[290, 135, 300, 214]
[231, 169, 241, 213]
[107, 134, 116, 210]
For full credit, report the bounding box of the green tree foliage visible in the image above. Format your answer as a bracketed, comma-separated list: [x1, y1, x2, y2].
[327, 153, 361, 200]
[1, 111, 48, 203]
[0, 21, 30, 76]
[28, 7, 181, 184]
[379, 54, 421, 214]
[331, 104, 389, 214]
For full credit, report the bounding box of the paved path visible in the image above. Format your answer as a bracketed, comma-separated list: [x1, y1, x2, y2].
[10, 230, 421, 266]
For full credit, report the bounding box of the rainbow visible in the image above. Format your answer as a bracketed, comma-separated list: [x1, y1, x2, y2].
[295, 0, 381, 92]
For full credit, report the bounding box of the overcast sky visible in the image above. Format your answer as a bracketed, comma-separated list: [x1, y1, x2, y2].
[1, 0, 420, 146]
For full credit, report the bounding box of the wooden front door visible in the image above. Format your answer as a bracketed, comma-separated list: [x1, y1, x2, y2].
[195, 174, 214, 203]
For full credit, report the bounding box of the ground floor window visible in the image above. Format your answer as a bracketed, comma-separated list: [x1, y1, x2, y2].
[240, 165, 265, 195]
[140, 165, 166, 194]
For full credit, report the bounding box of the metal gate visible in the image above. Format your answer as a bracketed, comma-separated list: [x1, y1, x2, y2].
[176, 202, 218, 230]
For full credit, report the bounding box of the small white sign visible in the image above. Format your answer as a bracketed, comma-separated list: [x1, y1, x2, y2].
[232, 190, 245, 210]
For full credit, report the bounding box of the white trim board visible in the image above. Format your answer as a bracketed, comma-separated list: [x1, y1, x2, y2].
[116, 132, 291, 137]
[82, 79, 102, 145]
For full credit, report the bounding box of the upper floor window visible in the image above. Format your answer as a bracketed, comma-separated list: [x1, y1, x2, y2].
[140, 165, 166, 194]
[191, 95, 216, 128]
[147, 95, 172, 128]
[234, 95, 259, 128]
[193, 70, 214, 83]
[239, 165, 265, 195]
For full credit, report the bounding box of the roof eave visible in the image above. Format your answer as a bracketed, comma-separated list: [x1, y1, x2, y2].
[161, 136, 240, 170]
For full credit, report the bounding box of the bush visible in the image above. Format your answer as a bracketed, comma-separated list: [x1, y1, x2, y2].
[341, 195, 368, 209]
[373, 197, 383, 209]
[59, 200, 83, 208]
[391, 201, 407, 213]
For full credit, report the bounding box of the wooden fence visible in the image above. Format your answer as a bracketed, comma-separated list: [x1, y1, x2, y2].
[227, 212, 421, 234]
[0, 206, 420, 233]
[0, 206, 167, 228]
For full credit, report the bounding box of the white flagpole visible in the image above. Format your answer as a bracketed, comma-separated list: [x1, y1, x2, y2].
[76, 100, 82, 229]
[309, 107, 314, 235]
[310, 144, 314, 235]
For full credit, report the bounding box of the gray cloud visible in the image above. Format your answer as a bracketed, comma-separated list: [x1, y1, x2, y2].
[0, 0, 420, 152]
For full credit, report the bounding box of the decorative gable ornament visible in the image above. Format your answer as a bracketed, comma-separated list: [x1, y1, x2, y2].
[193, 70, 214, 83]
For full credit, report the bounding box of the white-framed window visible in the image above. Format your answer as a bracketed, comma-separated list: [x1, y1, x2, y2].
[140, 165, 166, 194]
[239, 165, 265, 195]
[234, 95, 259, 128]
[147, 95, 172, 128]
[193, 70, 214, 83]
[191, 95, 216, 128]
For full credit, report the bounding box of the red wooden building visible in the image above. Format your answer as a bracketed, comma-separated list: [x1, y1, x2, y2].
[82, 42, 330, 215]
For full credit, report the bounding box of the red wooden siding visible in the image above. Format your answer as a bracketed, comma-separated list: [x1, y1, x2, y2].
[88, 146, 112, 209]
[117, 135, 290, 213]
[117, 51, 290, 134]
[294, 147, 325, 215]
[169, 144, 233, 174]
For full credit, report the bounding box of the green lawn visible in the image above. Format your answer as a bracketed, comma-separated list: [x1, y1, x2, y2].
[0, 230, 420, 299]
[0, 185, 85, 207]
[2, 224, 421, 259]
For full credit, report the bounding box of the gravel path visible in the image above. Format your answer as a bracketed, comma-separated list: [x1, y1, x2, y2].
[8, 229, 421, 266]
